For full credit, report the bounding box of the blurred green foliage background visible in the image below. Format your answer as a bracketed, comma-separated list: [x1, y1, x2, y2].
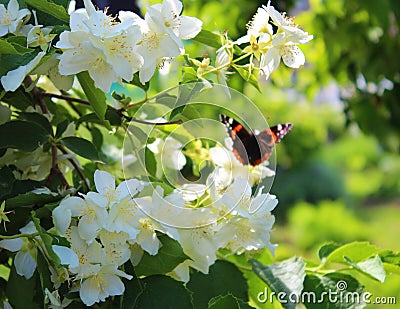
[141, 0, 400, 305]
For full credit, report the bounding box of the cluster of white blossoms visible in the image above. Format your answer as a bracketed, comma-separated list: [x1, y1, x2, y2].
[49, 169, 277, 305]
[215, 0, 313, 84]
[56, 0, 202, 91]
[0, 0, 30, 37]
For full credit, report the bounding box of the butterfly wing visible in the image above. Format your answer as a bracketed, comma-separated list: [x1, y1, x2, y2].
[253, 123, 293, 165]
[219, 114, 253, 165]
[220, 114, 292, 166]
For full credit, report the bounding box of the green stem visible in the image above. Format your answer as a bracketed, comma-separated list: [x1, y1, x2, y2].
[216, 251, 253, 271]
[121, 85, 179, 111]
[0, 232, 40, 239]
[199, 52, 253, 77]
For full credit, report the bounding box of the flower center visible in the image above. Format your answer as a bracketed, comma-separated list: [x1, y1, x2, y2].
[141, 31, 161, 50]
[1, 12, 13, 26]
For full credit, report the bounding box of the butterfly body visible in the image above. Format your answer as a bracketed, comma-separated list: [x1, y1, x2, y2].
[220, 114, 292, 166]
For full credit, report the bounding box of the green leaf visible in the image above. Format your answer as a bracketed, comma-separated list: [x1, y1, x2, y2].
[6, 264, 39, 309]
[250, 257, 306, 309]
[135, 235, 189, 276]
[60, 136, 101, 161]
[0, 87, 33, 110]
[344, 255, 386, 282]
[130, 72, 149, 91]
[170, 82, 204, 120]
[0, 166, 15, 200]
[55, 119, 69, 139]
[0, 120, 50, 152]
[105, 107, 122, 126]
[76, 71, 110, 129]
[121, 262, 143, 309]
[187, 260, 248, 309]
[6, 188, 62, 208]
[208, 294, 255, 309]
[383, 263, 400, 275]
[0, 38, 20, 54]
[325, 242, 379, 265]
[318, 242, 341, 261]
[90, 126, 103, 150]
[182, 66, 199, 83]
[379, 250, 400, 266]
[181, 105, 202, 121]
[18, 112, 53, 134]
[144, 146, 157, 178]
[25, 0, 69, 23]
[36, 249, 53, 292]
[32, 214, 61, 265]
[135, 275, 192, 309]
[192, 29, 221, 48]
[233, 65, 261, 92]
[0, 49, 40, 77]
[302, 273, 365, 309]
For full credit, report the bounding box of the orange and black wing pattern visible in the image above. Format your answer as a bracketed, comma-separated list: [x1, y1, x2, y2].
[220, 114, 292, 166]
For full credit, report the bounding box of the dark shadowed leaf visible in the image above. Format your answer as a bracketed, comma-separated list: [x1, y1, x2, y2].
[187, 260, 248, 309]
[135, 275, 192, 309]
[135, 235, 189, 276]
[208, 294, 255, 309]
[303, 273, 365, 309]
[60, 136, 100, 161]
[0, 120, 50, 152]
[319, 242, 341, 261]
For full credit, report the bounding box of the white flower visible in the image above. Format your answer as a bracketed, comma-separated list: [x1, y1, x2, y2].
[131, 13, 181, 83]
[25, 25, 56, 50]
[106, 198, 142, 239]
[236, 5, 272, 45]
[175, 184, 206, 202]
[79, 264, 132, 306]
[266, 3, 313, 44]
[216, 178, 278, 254]
[209, 146, 274, 189]
[66, 227, 103, 276]
[52, 245, 79, 268]
[0, 51, 45, 92]
[94, 169, 144, 208]
[52, 193, 108, 242]
[0, 0, 30, 37]
[146, 0, 202, 49]
[56, 0, 143, 92]
[176, 214, 221, 273]
[168, 260, 191, 283]
[99, 230, 130, 266]
[147, 137, 186, 177]
[0, 221, 38, 279]
[260, 2, 313, 79]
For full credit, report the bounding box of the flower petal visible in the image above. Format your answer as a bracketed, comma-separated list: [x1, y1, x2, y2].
[94, 170, 115, 195]
[14, 250, 36, 279]
[282, 45, 305, 68]
[52, 245, 79, 268]
[0, 238, 23, 252]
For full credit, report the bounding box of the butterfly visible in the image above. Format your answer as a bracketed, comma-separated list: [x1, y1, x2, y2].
[220, 114, 292, 166]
